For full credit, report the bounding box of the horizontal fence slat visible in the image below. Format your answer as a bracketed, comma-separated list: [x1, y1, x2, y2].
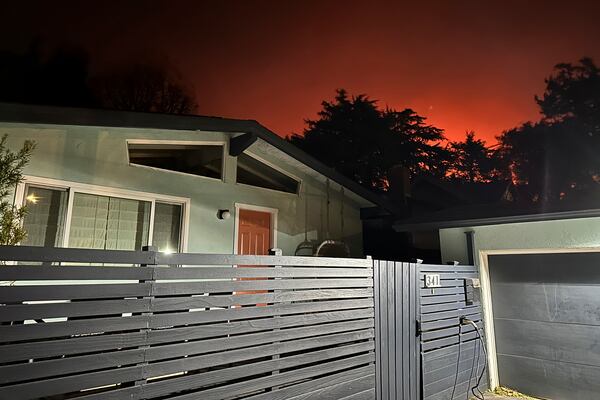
[421, 331, 479, 352]
[0, 245, 155, 264]
[0, 265, 153, 280]
[154, 266, 372, 279]
[146, 319, 374, 362]
[0, 331, 147, 362]
[418, 264, 477, 273]
[149, 298, 373, 328]
[0, 283, 150, 302]
[145, 335, 374, 379]
[243, 365, 376, 400]
[167, 353, 376, 400]
[0, 348, 145, 384]
[420, 294, 465, 306]
[0, 315, 149, 342]
[148, 308, 374, 344]
[0, 298, 151, 322]
[151, 278, 373, 296]
[421, 313, 482, 332]
[77, 347, 376, 400]
[0, 365, 143, 400]
[152, 288, 373, 311]
[420, 305, 481, 322]
[156, 252, 372, 267]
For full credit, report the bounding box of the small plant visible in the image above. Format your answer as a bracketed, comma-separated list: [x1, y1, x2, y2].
[0, 134, 36, 246]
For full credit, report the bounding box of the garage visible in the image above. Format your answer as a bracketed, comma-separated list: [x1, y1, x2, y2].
[489, 252, 600, 399]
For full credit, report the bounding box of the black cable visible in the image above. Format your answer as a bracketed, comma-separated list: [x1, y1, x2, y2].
[467, 329, 480, 400]
[467, 320, 487, 400]
[472, 322, 488, 399]
[450, 322, 462, 400]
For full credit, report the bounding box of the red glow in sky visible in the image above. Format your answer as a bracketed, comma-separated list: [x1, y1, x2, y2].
[3, 1, 600, 142]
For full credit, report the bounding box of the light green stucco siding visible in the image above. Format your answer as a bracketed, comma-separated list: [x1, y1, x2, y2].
[439, 217, 600, 265]
[2, 123, 365, 256]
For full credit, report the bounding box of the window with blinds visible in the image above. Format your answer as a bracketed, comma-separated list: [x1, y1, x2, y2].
[20, 184, 184, 252]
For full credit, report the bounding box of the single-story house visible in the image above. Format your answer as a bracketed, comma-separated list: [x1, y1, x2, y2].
[394, 202, 600, 399]
[0, 102, 397, 258]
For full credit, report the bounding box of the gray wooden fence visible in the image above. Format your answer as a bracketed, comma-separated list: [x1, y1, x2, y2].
[0, 246, 375, 400]
[373, 261, 420, 400]
[419, 263, 486, 400]
[374, 261, 486, 400]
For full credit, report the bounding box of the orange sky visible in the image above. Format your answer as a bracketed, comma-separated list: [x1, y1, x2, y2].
[3, 1, 600, 143]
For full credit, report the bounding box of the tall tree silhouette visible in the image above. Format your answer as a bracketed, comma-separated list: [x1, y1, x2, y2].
[447, 131, 499, 183]
[92, 64, 197, 114]
[289, 89, 447, 191]
[498, 58, 600, 202]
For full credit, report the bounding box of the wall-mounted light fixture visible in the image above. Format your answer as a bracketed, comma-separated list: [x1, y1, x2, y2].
[217, 209, 231, 220]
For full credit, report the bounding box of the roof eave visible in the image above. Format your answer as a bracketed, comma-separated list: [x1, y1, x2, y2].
[393, 208, 600, 231]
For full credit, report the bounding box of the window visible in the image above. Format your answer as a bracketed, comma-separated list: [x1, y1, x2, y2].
[21, 186, 68, 247]
[128, 142, 223, 180]
[236, 153, 300, 194]
[20, 180, 185, 252]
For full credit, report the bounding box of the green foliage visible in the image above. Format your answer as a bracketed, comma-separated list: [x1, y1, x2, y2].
[0, 134, 36, 245]
[289, 89, 448, 191]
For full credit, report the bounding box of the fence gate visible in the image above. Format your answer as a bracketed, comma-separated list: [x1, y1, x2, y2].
[374, 261, 420, 400]
[375, 261, 486, 400]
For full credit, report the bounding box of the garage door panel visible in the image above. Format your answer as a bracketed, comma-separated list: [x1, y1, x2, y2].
[495, 318, 600, 367]
[490, 253, 600, 284]
[491, 282, 600, 325]
[498, 354, 600, 400]
[490, 252, 600, 400]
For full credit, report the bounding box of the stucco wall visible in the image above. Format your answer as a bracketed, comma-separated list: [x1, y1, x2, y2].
[2, 123, 365, 256]
[439, 217, 600, 265]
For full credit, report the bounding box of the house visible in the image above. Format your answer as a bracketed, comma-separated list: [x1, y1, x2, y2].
[0, 102, 397, 258]
[394, 200, 600, 399]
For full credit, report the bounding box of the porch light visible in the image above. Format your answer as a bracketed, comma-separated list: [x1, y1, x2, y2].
[217, 209, 231, 220]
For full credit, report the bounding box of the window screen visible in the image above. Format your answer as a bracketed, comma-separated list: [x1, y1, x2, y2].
[236, 154, 299, 194]
[128, 143, 223, 179]
[21, 186, 68, 247]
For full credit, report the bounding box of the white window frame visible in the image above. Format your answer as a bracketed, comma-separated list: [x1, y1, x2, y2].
[16, 176, 190, 251]
[126, 139, 228, 183]
[235, 151, 302, 195]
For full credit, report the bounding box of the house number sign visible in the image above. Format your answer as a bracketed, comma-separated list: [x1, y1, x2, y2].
[424, 274, 442, 288]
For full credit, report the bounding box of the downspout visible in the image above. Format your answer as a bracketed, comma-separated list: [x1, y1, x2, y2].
[465, 230, 475, 265]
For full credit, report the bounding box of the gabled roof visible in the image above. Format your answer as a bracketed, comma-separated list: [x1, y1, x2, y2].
[0, 102, 401, 215]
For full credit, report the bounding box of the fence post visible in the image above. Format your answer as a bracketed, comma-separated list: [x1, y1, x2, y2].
[269, 248, 283, 390]
[136, 245, 157, 388]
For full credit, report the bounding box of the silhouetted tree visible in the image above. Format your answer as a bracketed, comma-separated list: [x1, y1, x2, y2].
[92, 64, 197, 114]
[447, 131, 499, 183]
[497, 58, 600, 202]
[289, 89, 448, 191]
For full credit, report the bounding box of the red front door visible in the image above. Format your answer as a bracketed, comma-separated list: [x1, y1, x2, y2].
[237, 209, 272, 256]
[236, 209, 272, 305]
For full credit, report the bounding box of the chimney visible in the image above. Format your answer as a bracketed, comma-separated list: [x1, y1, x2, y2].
[388, 165, 411, 205]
